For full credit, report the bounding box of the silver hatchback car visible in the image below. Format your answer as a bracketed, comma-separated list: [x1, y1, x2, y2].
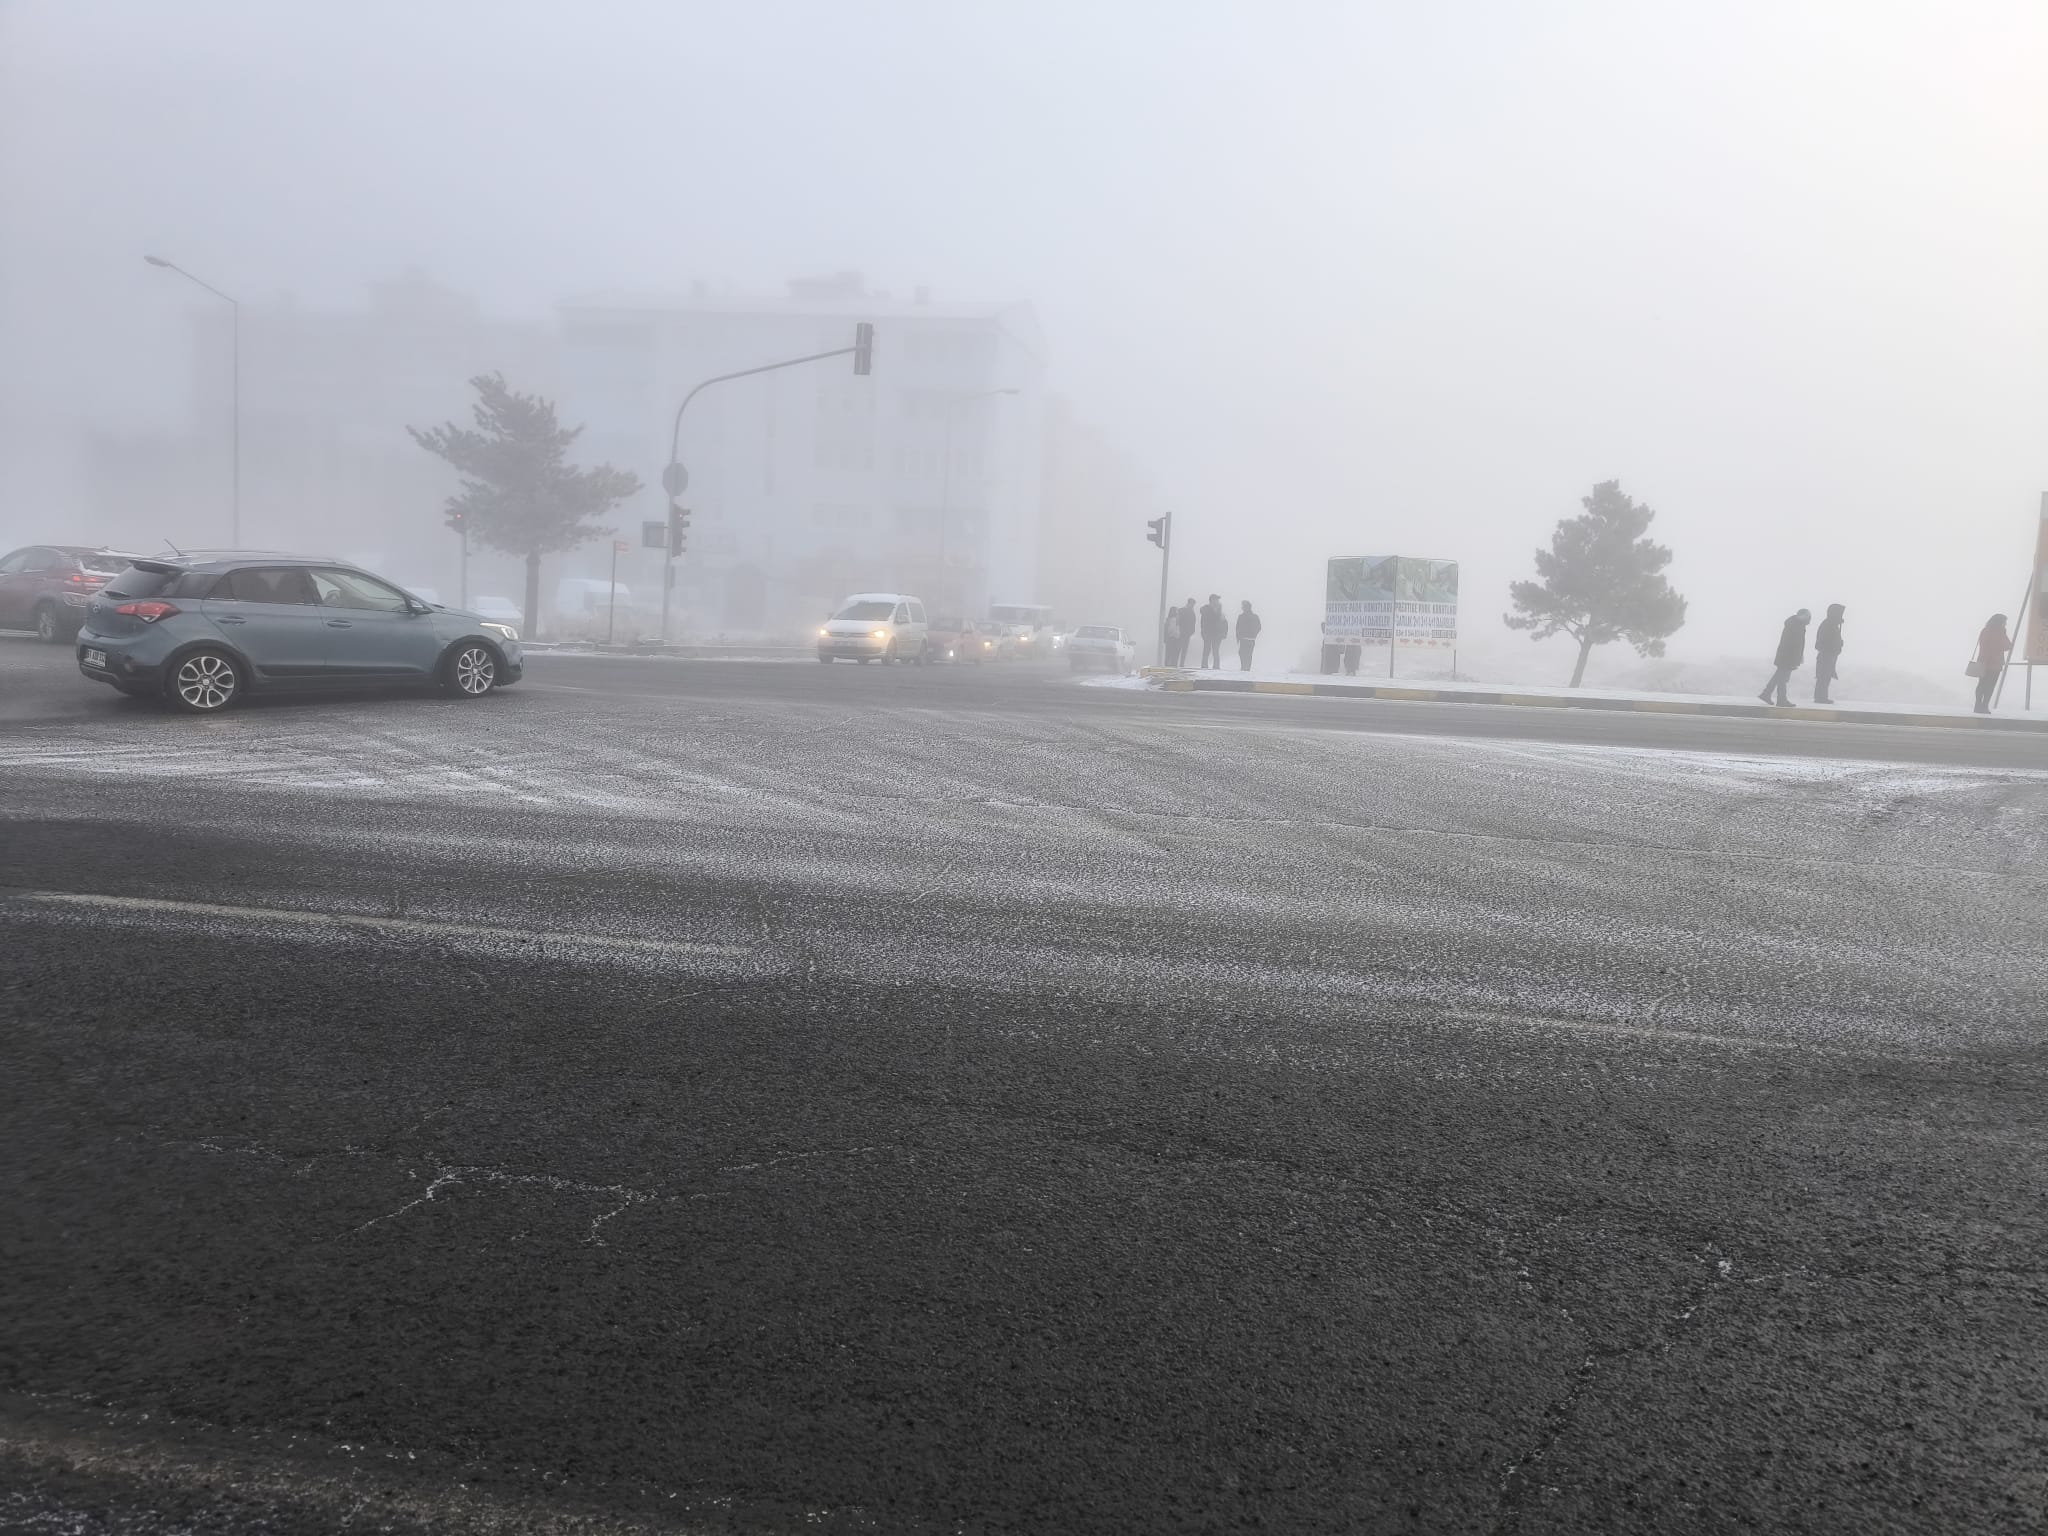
[75, 554, 524, 714]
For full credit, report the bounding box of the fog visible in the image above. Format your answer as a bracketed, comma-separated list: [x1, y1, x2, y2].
[4, 0, 2043, 684]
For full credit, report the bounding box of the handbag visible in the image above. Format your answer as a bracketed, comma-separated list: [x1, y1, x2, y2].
[1964, 658, 1982, 678]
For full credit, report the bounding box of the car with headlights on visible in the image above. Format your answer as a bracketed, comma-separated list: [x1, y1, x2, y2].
[817, 592, 929, 664]
[926, 615, 987, 663]
[75, 553, 523, 713]
[1066, 624, 1138, 673]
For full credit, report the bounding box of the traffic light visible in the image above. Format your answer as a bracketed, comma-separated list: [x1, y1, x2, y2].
[1146, 513, 1171, 551]
[668, 499, 692, 554]
[852, 321, 874, 376]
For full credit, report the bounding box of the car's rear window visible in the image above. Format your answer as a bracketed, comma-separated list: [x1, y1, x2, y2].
[834, 600, 895, 620]
[103, 566, 216, 600]
[1076, 626, 1117, 639]
[102, 566, 177, 599]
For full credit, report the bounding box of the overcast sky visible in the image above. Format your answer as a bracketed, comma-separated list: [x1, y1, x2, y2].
[3, 0, 2043, 675]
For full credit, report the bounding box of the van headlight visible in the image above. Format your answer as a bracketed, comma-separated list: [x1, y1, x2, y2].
[480, 621, 519, 642]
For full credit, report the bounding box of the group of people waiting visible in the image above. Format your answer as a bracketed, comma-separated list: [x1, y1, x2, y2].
[1762, 605, 2017, 714]
[1164, 595, 1262, 671]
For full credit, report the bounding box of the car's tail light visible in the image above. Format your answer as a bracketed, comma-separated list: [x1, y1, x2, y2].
[114, 600, 180, 622]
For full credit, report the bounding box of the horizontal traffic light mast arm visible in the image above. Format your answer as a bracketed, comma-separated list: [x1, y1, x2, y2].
[666, 328, 872, 468]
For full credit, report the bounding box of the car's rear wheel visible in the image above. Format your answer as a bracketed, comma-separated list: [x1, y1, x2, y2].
[34, 604, 65, 644]
[164, 648, 243, 714]
[442, 641, 499, 697]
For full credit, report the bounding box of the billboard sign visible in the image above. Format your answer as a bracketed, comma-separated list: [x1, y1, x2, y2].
[1325, 555, 1458, 646]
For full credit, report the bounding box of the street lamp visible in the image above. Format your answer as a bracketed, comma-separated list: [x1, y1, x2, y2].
[144, 254, 240, 547]
[937, 387, 1020, 606]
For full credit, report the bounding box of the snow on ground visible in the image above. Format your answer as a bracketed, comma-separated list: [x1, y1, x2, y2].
[1150, 666, 2044, 719]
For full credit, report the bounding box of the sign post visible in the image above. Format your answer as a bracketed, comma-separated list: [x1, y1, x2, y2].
[607, 540, 628, 645]
[2016, 490, 2048, 710]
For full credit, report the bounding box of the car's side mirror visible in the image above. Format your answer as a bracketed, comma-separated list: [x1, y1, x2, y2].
[405, 598, 431, 615]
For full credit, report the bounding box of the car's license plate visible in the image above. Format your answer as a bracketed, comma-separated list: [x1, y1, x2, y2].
[82, 648, 107, 668]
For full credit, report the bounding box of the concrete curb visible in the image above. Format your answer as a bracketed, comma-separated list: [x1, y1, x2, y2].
[1137, 671, 2048, 734]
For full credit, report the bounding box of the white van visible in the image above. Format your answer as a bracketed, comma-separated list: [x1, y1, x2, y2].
[818, 592, 929, 664]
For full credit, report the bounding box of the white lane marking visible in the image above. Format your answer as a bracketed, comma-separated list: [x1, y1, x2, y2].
[7, 889, 756, 960]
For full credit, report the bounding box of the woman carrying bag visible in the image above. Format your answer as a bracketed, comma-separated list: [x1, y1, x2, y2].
[1967, 613, 2012, 714]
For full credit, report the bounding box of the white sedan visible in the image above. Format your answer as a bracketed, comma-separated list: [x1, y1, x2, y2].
[1066, 624, 1137, 673]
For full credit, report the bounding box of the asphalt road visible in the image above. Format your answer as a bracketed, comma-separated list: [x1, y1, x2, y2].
[4, 636, 2046, 1533]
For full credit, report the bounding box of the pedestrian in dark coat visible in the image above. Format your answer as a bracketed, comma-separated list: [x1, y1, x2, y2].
[1972, 613, 2012, 714]
[1198, 594, 1228, 669]
[1813, 603, 1845, 704]
[1235, 601, 1262, 671]
[1759, 608, 1810, 706]
[1169, 598, 1197, 666]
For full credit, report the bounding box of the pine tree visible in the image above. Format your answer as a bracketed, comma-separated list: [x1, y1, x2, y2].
[1505, 480, 1687, 687]
[409, 374, 640, 636]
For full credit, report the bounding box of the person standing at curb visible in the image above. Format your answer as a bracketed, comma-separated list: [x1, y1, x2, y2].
[1169, 598, 1197, 667]
[1813, 603, 1845, 704]
[1198, 594, 1228, 670]
[1235, 601, 1262, 671]
[1759, 608, 1810, 706]
[1970, 613, 2012, 714]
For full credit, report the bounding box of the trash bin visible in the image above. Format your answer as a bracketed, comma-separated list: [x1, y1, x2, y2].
[1320, 642, 1341, 674]
[1343, 641, 1362, 676]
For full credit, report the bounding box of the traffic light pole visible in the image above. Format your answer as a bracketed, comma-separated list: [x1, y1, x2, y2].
[1149, 512, 1173, 666]
[661, 325, 875, 645]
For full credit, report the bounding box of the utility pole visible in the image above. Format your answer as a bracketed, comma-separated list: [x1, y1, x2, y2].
[144, 255, 240, 546]
[660, 322, 875, 644]
[659, 463, 686, 644]
[1147, 513, 1172, 666]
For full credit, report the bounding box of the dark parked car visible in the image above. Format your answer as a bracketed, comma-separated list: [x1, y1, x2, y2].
[75, 553, 524, 714]
[0, 544, 140, 642]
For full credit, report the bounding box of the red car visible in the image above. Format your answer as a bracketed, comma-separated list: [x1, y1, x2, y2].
[0, 545, 141, 642]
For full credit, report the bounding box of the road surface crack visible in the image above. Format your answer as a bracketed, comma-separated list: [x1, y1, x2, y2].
[1489, 1245, 1731, 1533]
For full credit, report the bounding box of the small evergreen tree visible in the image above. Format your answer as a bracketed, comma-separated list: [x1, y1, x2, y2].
[1505, 480, 1687, 686]
[409, 374, 640, 636]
